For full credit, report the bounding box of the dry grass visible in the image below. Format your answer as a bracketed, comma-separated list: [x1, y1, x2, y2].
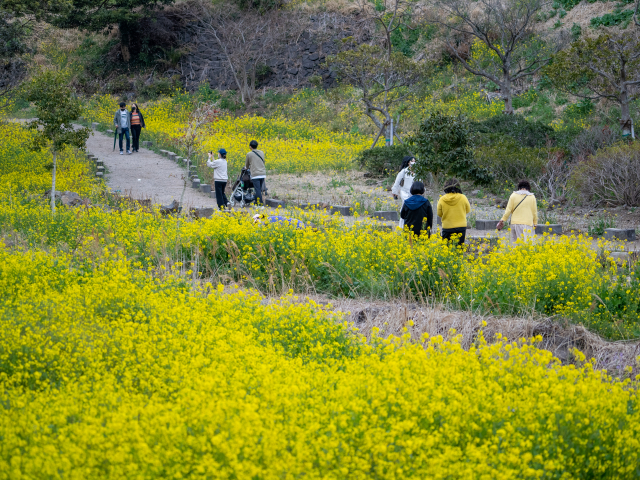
[302, 296, 640, 375]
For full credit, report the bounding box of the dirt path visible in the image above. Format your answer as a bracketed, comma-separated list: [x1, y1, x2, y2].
[86, 128, 217, 209]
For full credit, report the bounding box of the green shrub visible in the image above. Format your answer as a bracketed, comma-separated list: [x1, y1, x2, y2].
[136, 75, 180, 100]
[473, 114, 555, 148]
[590, 9, 634, 28]
[354, 144, 412, 176]
[232, 0, 283, 12]
[563, 99, 594, 120]
[475, 137, 547, 187]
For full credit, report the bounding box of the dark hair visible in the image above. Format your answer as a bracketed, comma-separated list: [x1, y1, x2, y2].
[400, 155, 415, 171]
[131, 103, 139, 113]
[517, 180, 531, 191]
[119, 102, 126, 108]
[219, 151, 226, 159]
[410, 181, 425, 195]
[443, 178, 462, 194]
[249, 140, 258, 149]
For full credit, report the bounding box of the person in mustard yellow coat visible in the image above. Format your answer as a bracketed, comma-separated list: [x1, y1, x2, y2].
[437, 178, 471, 245]
[497, 180, 538, 242]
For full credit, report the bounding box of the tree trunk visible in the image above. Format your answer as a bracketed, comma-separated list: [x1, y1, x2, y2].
[502, 80, 514, 115]
[119, 22, 131, 63]
[620, 85, 632, 137]
[431, 173, 441, 234]
[50, 149, 57, 213]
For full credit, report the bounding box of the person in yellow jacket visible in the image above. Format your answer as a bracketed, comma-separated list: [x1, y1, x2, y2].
[497, 180, 538, 242]
[437, 178, 471, 245]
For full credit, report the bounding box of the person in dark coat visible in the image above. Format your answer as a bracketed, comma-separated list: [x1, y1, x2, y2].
[400, 181, 433, 237]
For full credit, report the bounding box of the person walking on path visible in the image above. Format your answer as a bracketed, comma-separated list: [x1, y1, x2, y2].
[400, 181, 433, 237]
[392, 156, 416, 229]
[113, 102, 131, 155]
[497, 180, 538, 242]
[245, 140, 266, 206]
[437, 178, 471, 245]
[207, 149, 229, 209]
[130, 103, 146, 153]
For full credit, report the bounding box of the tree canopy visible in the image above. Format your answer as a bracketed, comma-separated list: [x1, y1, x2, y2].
[51, 0, 176, 61]
[409, 111, 493, 191]
[24, 69, 90, 212]
[545, 31, 640, 136]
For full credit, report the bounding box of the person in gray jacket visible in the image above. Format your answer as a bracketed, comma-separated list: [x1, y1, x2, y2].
[113, 102, 131, 155]
[245, 139, 266, 206]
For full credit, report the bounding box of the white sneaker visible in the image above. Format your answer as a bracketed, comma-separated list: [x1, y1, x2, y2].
[119, 151, 124, 155]
[127, 150, 132, 154]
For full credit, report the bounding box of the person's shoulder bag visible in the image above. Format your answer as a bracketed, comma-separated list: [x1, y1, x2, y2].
[511, 194, 529, 214]
[399, 168, 407, 187]
[252, 151, 265, 167]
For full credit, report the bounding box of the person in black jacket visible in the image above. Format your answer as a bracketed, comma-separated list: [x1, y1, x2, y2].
[400, 181, 433, 237]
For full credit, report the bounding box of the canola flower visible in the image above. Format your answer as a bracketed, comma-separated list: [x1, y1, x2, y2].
[1, 246, 640, 478]
[84, 94, 371, 174]
[0, 121, 97, 197]
[2, 114, 640, 477]
[1, 122, 639, 337]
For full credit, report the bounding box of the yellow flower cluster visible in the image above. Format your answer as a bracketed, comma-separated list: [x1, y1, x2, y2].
[1, 245, 639, 478]
[84, 94, 371, 174]
[2, 117, 640, 476]
[462, 233, 640, 338]
[0, 122, 96, 197]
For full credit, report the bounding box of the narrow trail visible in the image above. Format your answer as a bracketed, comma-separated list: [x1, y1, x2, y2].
[86, 128, 217, 209]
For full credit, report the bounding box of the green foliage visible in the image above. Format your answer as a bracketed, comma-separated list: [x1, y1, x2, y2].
[51, 0, 176, 61]
[135, 76, 181, 100]
[512, 90, 538, 109]
[590, 9, 634, 28]
[0, 13, 30, 60]
[563, 99, 594, 120]
[23, 69, 91, 212]
[475, 137, 547, 187]
[545, 32, 640, 125]
[551, 0, 581, 10]
[571, 23, 582, 40]
[473, 114, 555, 148]
[587, 211, 618, 236]
[409, 111, 492, 187]
[390, 23, 432, 57]
[354, 144, 412, 176]
[23, 70, 90, 154]
[231, 0, 283, 12]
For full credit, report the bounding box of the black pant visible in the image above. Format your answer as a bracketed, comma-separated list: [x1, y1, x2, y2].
[118, 127, 130, 152]
[214, 181, 228, 209]
[131, 125, 142, 151]
[252, 178, 265, 205]
[441, 227, 467, 245]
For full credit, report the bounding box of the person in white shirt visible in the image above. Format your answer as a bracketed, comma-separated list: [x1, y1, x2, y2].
[207, 149, 229, 209]
[392, 155, 416, 228]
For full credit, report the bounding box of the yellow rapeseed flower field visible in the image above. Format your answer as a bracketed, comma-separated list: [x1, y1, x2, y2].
[2, 113, 640, 477]
[84, 94, 371, 174]
[1, 246, 639, 478]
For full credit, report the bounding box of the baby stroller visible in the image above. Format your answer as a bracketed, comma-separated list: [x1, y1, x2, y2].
[229, 167, 257, 208]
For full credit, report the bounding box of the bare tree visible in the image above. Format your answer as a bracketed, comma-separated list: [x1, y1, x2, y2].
[429, 0, 562, 114]
[327, 44, 428, 146]
[355, 0, 413, 60]
[326, 0, 427, 145]
[191, 1, 300, 104]
[545, 31, 640, 136]
[532, 150, 572, 206]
